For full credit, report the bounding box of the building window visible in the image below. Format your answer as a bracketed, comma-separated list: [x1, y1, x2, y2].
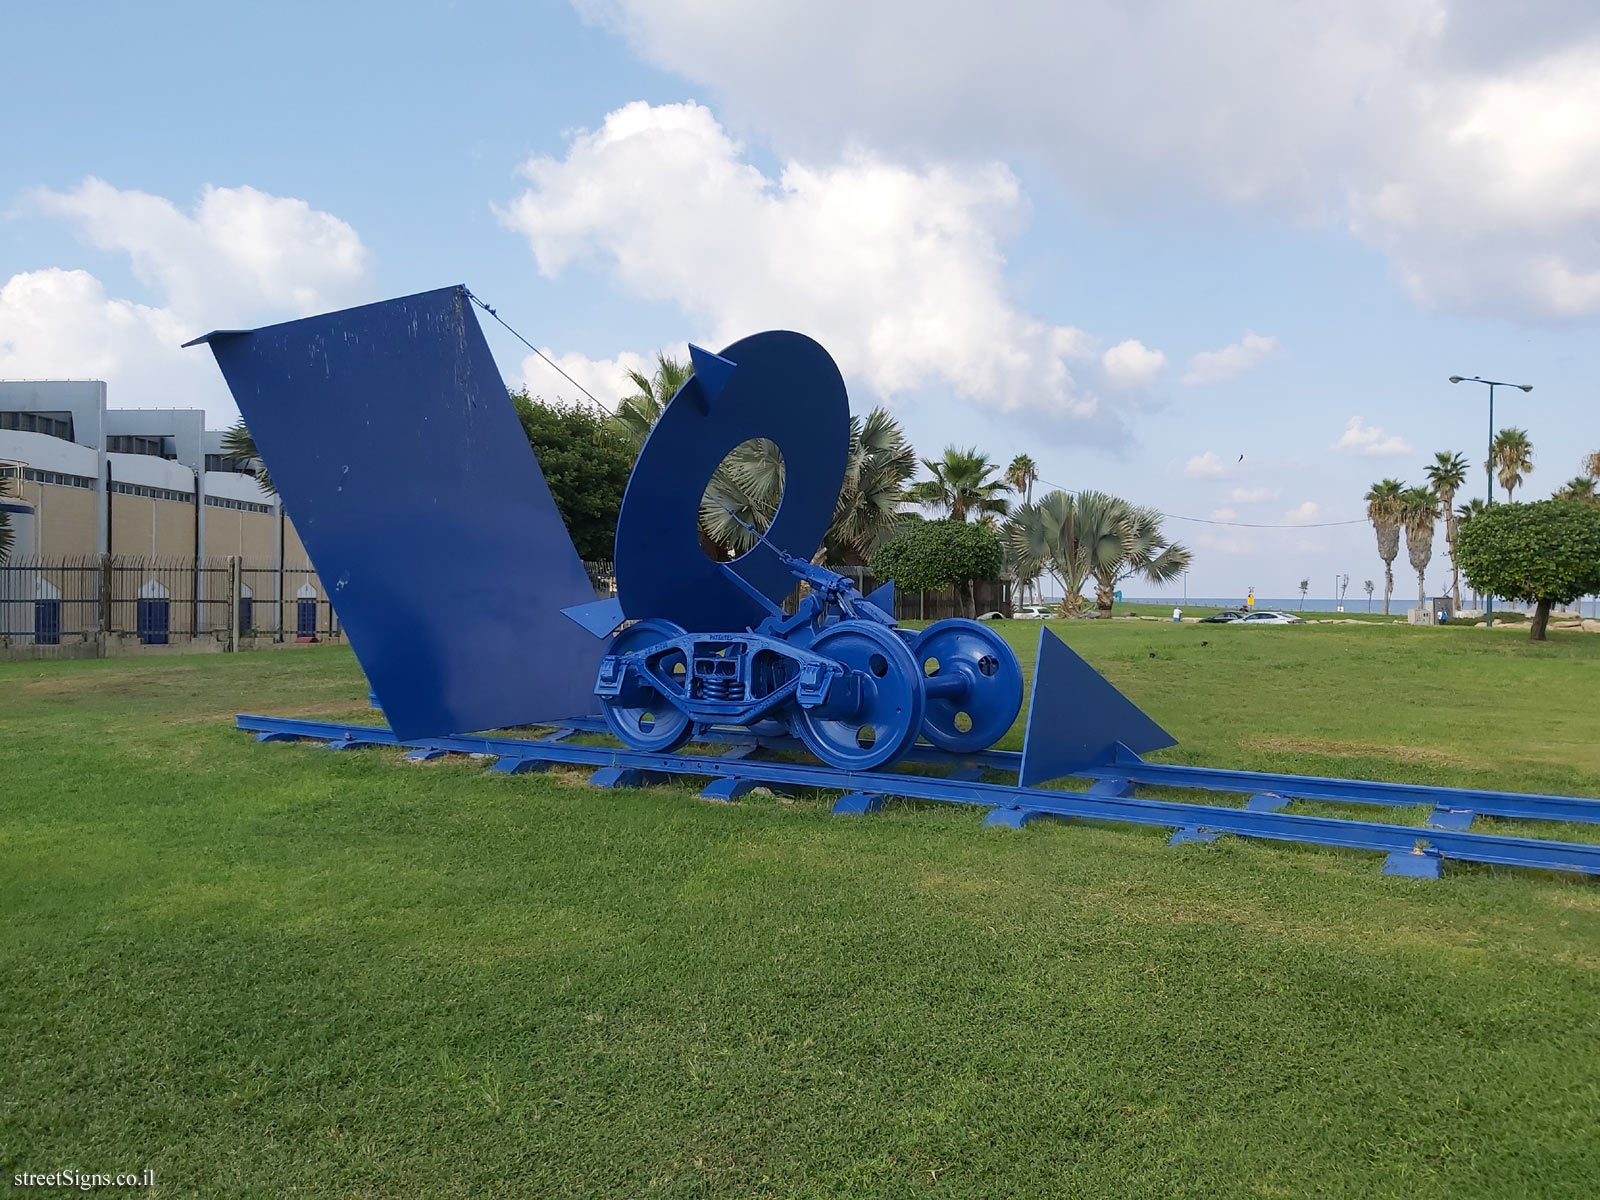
[203, 494, 273, 515]
[204, 454, 257, 475]
[0, 411, 74, 441]
[110, 481, 193, 503]
[107, 435, 172, 458]
[22, 468, 96, 490]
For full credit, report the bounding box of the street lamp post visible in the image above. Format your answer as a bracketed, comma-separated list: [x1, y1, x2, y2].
[1448, 375, 1533, 627]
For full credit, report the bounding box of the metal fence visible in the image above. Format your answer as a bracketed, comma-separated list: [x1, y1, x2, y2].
[0, 551, 1009, 658]
[830, 565, 1013, 621]
[0, 555, 102, 647]
[0, 554, 340, 656]
[102, 556, 235, 641]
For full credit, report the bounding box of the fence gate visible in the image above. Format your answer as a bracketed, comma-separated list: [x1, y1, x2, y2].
[136, 578, 171, 645]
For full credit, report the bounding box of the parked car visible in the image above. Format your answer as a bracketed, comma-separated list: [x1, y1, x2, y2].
[1198, 609, 1248, 623]
[1240, 610, 1305, 625]
[1015, 605, 1052, 620]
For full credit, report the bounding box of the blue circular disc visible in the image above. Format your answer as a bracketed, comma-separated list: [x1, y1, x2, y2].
[790, 620, 926, 770]
[912, 619, 1023, 753]
[600, 619, 695, 753]
[614, 331, 850, 632]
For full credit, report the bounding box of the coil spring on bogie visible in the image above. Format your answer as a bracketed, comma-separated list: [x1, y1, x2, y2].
[702, 675, 743, 702]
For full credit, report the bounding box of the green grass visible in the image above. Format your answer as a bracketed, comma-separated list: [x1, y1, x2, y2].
[3, 623, 1599, 1198]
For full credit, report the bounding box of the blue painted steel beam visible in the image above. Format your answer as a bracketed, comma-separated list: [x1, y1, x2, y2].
[536, 715, 1600, 828]
[1082, 754, 1600, 826]
[235, 715, 1600, 878]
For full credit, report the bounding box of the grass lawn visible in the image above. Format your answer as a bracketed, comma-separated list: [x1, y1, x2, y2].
[3, 621, 1599, 1197]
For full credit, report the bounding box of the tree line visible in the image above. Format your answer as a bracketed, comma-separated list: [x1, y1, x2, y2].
[605, 354, 1190, 617]
[200, 351, 1187, 615]
[1363, 434, 1600, 639]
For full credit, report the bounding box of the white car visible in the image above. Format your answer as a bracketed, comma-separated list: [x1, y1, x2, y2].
[1240, 610, 1305, 625]
[1015, 605, 1051, 620]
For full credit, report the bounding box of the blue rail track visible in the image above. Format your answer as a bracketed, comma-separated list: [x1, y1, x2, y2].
[237, 714, 1600, 881]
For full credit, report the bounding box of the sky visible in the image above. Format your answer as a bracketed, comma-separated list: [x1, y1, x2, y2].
[4, 0, 1599, 598]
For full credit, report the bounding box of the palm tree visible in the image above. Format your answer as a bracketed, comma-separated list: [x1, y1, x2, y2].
[1555, 476, 1598, 503]
[699, 408, 917, 565]
[1363, 579, 1374, 611]
[1005, 454, 1040, 604]
[1585, 451, 1600, 480]
[1007, 490, 1190, 618]
[1007, 491, 1091, 616]
[1364, 478, 1405, 615]
[614, 351, 695, 448]
[221, 421, 276, 496]
[1005, 454, 1038, 506]
[907, 447, 1011, 523]
[1425, 451, 1469, 608]
[1399, 486, 1438, 607]
[1090, 498, 1190, 615]
[1298, 578, 1309, 609]
[821, 408, 917, 563]
[1489, 427, 1533, 501]
[699, 436, 784, 555]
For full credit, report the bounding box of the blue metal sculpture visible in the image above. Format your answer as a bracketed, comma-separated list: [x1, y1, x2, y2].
[200, 287, 1600, 881]
[564, 329, 1023, 770]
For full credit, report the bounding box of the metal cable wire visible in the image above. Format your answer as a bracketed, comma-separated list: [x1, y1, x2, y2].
[464, 288, 612, 415]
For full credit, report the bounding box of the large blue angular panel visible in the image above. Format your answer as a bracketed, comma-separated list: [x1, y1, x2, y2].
[1019, 626, 1176, 786]
[189, 286, 602, 739]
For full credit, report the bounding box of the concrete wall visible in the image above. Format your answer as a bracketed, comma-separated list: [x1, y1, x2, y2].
[107, 451, 194, 492]
[110, 496, 200, 560]
[204, 505, 278, 562]
[104, 407, 206, 469]
[284, 516, 311, 570]
[26, 482, 100, 558]
[0, 380, 107, 449]
[1, 427, 99, 477]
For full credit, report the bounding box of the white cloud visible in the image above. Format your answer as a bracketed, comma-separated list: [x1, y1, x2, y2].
[517, 346, 687, 410]
[498, 101, 1129, 429]
[1282, 500, 1321, 524]
[1182, 331, 1278, 385]
[1183, 450, 1226, 479]
[1101, 338, 1167, 388]
[579, 0, 1600, 317]
[1210, 507, 1238, 520]
[35, 178, 370, 322]
[1, 180, 373, 421]
[1194, 529, 1258, 555]
[1231, 486, 1280, 503]
[1335, 416, 1413, 457]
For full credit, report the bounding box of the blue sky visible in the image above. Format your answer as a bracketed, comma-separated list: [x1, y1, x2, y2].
[4, 0, 1599, 598]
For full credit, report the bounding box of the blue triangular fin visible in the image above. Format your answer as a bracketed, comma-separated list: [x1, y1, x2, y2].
[562, 596, 626, 639]
[1019, 626, 1176, 786]
[864, 579, 895, 618]
[688, 343, 737, 405]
